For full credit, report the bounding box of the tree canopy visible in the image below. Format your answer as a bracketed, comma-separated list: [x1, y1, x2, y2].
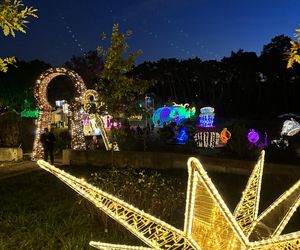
[287, 28, 300, 68]
[0, 0, 37, 72]
[96, 24, 155, 116]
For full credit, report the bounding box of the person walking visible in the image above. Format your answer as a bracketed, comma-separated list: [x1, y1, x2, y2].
[40, 128, 56, 164]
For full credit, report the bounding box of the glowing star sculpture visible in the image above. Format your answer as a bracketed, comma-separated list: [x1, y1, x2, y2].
[36, 150, 300, 250]
[83, 90, 119, 151]
[32, 67, 87, 160]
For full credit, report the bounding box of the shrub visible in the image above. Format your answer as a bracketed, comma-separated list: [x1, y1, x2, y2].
[52, 128, 71, 155]
[80, 168, 186, 240]
[0, 110, 21, 147]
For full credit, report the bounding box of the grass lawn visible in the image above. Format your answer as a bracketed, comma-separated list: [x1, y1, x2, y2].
[0, 165, 299, 249]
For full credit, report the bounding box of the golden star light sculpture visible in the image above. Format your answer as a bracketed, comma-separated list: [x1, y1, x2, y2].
[37, 150, 300, 249]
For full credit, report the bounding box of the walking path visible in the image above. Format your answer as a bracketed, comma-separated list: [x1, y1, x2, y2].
[0, 159, 62, 180]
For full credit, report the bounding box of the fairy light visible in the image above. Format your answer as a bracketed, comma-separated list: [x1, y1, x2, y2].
[32, 67, 87, 160]
[36, 150, 300, 249]
[89, 242, 153, 249]
[233, 151, 265, 236]
[82, 90, 119, 151]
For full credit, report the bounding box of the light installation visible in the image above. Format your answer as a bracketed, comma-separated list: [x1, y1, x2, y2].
[37, 150, 300, 249]
[281, 118, 300, 136]
[20, 107, 39, 119]
[247, 130, 268, 149]
[195, 107, 231, 148]
[177, 127, 188, 144]
[248, 129, 260, 144]
[152, 103, 196, 127]
[83, 90, 119, 151]
[199, 106, 215, 127]
[220, 128, 231, 144]
[31, 67, 87, 160]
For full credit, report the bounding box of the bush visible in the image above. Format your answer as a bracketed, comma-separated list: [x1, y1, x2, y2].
[80, 168, 186, 240]
[52, 128, 71, 155]
[0, 111, 22, 147]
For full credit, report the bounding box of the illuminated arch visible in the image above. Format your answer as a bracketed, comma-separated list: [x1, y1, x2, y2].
[31, 67, 87, 160]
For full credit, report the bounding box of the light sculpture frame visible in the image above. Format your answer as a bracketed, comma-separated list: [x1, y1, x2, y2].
[32, 67, 87, 160]
[83, 90, 119, 151]
[37, 150, 300, 249]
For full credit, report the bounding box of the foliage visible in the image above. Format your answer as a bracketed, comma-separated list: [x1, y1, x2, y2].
[0, 60, 50, 109]
[85, 167, 186, 238]
[0, 56, 16, 72]
[96, 24, 155, 116]
[133, 34, 300, 119]
[287, 28, 300, 68]
[0, 110, 21, 147]
[52, 128, 71, 155]
[0, 0, 37, 72]
[64, 51, 103, 89]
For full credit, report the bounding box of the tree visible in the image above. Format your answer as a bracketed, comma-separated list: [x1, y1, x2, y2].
[0, 0, 37, 72]
[287, 28, 300, 68]
[96, 24, 154, 116]
[64, 51, 103, 89]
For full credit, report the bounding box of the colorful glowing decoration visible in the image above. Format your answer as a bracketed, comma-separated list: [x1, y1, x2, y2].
[83, 90, 119, 151]
[177, 127, 188, 144]
[152, 103, 195, 127]
[220, 128, 231, 144]
[248, 129, 260, 144]
[37, 150, 300, 249]
[194, 131, 220, 148]
[199, 106, 215, 127]
[281, 118, 300, 136]
[248, 129, 268, 149]
[20, 108, 39, 119]
[32, 67, 87, 160]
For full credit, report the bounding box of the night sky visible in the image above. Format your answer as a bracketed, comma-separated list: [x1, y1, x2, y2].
[2, 0, 300, 66]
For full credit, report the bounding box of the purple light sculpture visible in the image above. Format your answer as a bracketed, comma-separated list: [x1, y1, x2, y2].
[247, 129, 259, 144]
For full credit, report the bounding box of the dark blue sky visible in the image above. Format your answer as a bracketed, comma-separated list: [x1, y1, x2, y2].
[2, 0, 300, 66]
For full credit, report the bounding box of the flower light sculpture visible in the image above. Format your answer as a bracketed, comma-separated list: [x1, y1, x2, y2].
[31, 68, 87, 160]
[37, 150, 300, 249]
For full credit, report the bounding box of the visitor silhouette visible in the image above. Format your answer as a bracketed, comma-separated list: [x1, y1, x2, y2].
[40, 128, 56, 164]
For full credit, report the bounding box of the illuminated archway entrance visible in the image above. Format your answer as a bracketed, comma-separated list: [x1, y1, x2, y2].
[31, 67, 87, 160]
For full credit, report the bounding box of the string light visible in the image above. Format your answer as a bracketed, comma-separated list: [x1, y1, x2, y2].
[37, 150, 300, 249]
[82, 90, 119, 151]
[32, 67, 87, 160]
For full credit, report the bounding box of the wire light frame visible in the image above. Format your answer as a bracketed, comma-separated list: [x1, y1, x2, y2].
[32, 67, 87, 160]
[36, 150, 300, 249]
[83, 90, 119, 151]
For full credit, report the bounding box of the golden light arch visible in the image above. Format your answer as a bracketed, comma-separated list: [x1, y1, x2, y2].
[31, 67, 87, 160]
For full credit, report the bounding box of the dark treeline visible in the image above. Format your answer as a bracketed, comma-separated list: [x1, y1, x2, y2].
[1, 35, 300, 119]
[132, 35, 300, 119]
